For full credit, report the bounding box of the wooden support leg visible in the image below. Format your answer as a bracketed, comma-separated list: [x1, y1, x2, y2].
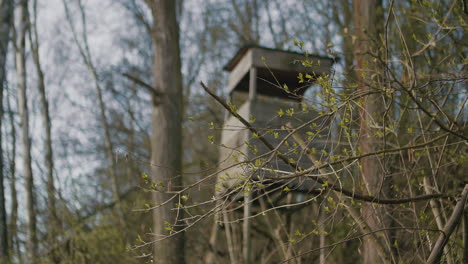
[243, 193, 252, 264]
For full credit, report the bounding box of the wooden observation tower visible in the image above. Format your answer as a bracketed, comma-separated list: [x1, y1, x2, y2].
[214, 45, 334, 263]
[217, 46, 334, 194]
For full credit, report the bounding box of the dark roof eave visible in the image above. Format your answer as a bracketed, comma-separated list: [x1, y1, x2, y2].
[223, 45, 338, 72]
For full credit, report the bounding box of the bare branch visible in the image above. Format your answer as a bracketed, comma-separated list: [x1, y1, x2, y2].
[427, 184, 468, 264]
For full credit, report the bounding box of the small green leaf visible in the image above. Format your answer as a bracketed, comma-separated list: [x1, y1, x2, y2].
[249, 114, 256, 123]
[164, 221, 173, 232]
[227, 101, 237, 113]
[292, 38, 298, 46]
[141, 172, 149, 183]
[278, 109, 284, 117]
[136, 234, 143, 243]
[255, 159, 263, 167]
[298, 72, 304, 83]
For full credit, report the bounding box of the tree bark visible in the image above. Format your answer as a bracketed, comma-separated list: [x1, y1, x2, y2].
[15, 0, 38, 262]
[353, 0, 389, 263]
[147, 0, 185, 263]
[0, 0, 13, 261]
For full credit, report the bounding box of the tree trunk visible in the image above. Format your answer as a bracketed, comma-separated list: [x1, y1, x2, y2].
[463, 205, 468, 264]
[0, 0, 13, 261]
[15, 0, 38, 262]
[7, 92, 20, 263]
[318, 204, 326, 264]
[353, 0, 388, 263]
[147, 0, 185, 263]
[29, 0, 59, 250]
[340, 0, 356, 89]
[243, 193, 252, 264]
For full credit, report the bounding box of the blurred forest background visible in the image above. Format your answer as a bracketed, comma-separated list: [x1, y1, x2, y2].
[0, 0, 467, 263]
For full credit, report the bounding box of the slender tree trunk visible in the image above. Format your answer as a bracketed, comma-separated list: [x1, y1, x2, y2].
[28, 0, 59, 252]
[204, 219, 220, 264]
[0, 36, 7, 264]
[243, 193, 252, 264]
[94, 73, 127, 225]
[340, 0, 356, 89]
[15, 0, 38, 262]
[6, 92, 20, 263]
[223, 210, 237, 264]
[62, 0, 126, 230]
[318, 204, 326, 264]
[126, 83, 137, 183]
[463, 206, 468, 264]
[0, 0, 13, 261]
[147, 1, 185, 263]
[353, 0, 389, 263]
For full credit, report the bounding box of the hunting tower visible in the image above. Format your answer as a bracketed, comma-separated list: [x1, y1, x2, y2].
[217, 46, 334, 195]
[213, 46, 334, 264]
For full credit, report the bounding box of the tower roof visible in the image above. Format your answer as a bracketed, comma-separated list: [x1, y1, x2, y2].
[224, 45, 334, 72]
[224, 45, 335, 98]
